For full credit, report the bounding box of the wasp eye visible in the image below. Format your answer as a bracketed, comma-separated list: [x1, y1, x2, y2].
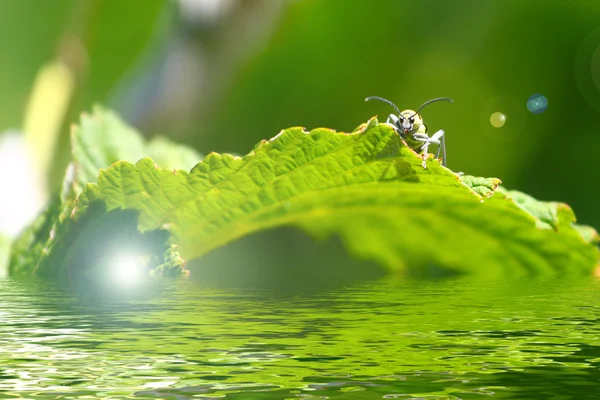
[409, 118, 414, 123]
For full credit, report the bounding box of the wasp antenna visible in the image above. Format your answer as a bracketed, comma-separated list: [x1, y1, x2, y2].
[413, 97, 454, 117]
[365, 96, 402, 115]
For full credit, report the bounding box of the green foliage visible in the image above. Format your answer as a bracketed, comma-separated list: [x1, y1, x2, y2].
[0, 0, 170, 133]
[7, 108, 600, 279]
[8, 106, 200, 278]
[71, 106, 202, 194]
[494, 187, 600, 246]
[8, 194, 62, 277]
[458, 175, 501, 198]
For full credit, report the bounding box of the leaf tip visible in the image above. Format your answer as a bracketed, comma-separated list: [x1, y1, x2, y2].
[353, 117, 380, 134]
[556, 202, 576, 225]
[365, 117, 380, 131]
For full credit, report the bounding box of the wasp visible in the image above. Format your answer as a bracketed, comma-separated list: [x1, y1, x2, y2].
[365, 96, 453, 169]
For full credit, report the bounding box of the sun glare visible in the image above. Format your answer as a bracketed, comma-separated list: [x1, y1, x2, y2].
[111, 254, 148, 286]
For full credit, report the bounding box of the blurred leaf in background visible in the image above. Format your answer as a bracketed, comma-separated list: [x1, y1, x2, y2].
[0, 0, 174, 241]
[0, 1, 74, 240]
[51, 0, 174, 187]
[0, 0, 74, 130]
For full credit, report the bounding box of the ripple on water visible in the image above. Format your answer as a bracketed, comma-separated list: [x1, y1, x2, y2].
[1, 277, 600, 398]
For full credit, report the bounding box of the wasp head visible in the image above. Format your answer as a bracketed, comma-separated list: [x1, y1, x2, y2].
[398, 110, 422, 135]
[365, 96, 453, 137]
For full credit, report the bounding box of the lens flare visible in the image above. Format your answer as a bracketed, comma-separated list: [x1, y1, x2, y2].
[526, 94, 548, 114]
[111, 253, 148, 286]
[490, 112, 506, 128]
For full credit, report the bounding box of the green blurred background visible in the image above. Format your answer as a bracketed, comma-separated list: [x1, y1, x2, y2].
[1, 0, 599, 248]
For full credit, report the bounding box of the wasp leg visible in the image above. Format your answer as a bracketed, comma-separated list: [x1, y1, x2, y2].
[430, 130, 446, 167]
[384, 114, 399, 131]
[412, 133, 431, 169]
[414, 130, 445, 169]
[441, 135, 446, 166]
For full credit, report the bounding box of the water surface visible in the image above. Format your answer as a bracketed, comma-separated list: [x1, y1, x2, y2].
[1, 276, 600, 399]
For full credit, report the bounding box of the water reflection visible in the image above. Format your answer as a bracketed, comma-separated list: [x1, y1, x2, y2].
[1, 276, 600, 398]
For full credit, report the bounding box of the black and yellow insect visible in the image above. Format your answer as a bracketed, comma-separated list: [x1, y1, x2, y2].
[365, 96, 453, 169]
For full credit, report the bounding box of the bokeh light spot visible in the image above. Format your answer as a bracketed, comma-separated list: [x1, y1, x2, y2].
[526, 94, 548, 114]
[489, 112, 506, 128]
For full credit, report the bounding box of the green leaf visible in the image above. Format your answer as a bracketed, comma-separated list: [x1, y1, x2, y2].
[459, 175, 502, 198]
[8, 106, 199, 278]
[9, 108, 598, 279]
[491, 187, 599, 245]
[70, 105, 202, 194]
[8, 193, 63, 277]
